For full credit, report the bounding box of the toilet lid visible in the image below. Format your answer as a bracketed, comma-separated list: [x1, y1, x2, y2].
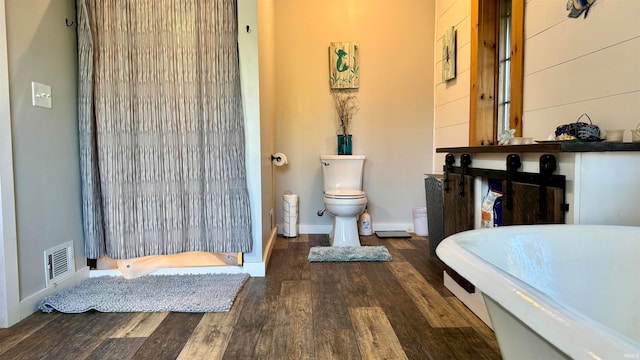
[325, 189, 366, 199]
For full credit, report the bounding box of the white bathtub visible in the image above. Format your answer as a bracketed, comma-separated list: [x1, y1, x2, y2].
[436, 224, 640, 360]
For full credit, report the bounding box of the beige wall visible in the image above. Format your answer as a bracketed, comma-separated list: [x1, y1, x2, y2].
[274, 0, 436, 232]
[434, 0, 640, 171]
[4, 0, 83, 300]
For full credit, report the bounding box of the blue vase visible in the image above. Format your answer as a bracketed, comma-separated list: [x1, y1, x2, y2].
[337, 134, 352, 155]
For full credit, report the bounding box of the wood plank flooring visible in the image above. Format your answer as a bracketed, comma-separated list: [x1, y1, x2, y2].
[0, 234, 502, 359]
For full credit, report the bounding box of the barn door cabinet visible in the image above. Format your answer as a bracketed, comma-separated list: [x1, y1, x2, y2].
[435, 142, 640, 327]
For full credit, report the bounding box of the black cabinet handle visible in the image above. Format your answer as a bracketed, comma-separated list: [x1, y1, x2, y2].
[444, 153, 455, 193]
[505, 154, 521, 210]
[459, 154, 472, 197]
[538, 154, 557, 219]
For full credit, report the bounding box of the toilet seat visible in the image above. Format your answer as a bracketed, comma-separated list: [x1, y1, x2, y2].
[324, 189, 366, 199]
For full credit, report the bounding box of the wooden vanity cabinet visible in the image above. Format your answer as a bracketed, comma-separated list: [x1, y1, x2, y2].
[440, 173, 566, 293]
[442, 173, 476, 293]
[502, 181, 564, 225]
[434, 143, 640, 327]
[443, 173, 475, 236]
[442, 176, 565, 233]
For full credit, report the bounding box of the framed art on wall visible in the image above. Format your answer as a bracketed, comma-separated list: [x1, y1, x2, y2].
[329, 42, 359, 89]
[442, 27, 456, 82]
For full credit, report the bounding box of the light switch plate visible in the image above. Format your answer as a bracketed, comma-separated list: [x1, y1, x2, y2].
[31, 82, 52, 109]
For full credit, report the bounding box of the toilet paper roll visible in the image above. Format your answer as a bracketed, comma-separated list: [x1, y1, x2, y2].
[272, 152, 288, 166]
[283, 192, 298, 204]
[283, 192, 298, 237]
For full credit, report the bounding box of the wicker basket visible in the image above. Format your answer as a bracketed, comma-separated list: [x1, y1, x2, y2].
[555, 113, 600, 141]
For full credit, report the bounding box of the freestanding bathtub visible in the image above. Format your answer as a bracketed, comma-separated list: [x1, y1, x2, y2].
[436, 224, 640, 360]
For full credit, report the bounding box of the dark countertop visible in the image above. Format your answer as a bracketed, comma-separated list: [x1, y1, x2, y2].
[436, 141, 640, 154]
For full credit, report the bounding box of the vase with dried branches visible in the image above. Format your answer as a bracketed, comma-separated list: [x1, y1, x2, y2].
[331, 90, 359, 155]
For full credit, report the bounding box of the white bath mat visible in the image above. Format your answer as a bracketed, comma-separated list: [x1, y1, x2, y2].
[38, 273, 249, 313]
[308, 246, 392, 262]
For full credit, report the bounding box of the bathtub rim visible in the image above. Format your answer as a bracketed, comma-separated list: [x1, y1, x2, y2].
[436, 224, 640, 360]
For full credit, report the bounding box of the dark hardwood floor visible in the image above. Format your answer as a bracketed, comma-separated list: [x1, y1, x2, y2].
[0, 234, 502, 359]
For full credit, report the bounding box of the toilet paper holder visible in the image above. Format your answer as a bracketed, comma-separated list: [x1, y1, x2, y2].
[271, 152, 288, 166]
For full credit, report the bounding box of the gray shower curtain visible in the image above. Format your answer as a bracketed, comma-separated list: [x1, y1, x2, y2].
[77, 0, 252, 259]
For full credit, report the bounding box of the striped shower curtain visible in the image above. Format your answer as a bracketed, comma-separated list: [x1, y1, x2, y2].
[77, 0, 252, 259]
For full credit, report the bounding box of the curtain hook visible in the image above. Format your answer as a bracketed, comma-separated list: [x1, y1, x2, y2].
[65, 18, 74, 27]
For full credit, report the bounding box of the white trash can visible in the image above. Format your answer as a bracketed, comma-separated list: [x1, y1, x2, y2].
[283, 192, 298, 237]
[412, 207, 428, 236]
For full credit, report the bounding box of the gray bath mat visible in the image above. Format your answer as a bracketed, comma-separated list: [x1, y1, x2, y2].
[308, 246, 392, 262]
[38, 273, 249, 313]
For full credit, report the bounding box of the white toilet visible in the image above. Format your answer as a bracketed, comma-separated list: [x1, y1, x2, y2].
[320, 154, 368, 247]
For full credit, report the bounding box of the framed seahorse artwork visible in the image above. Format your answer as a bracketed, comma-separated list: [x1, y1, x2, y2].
[442, 27, 456, 82]
[329, 42, 359, 89]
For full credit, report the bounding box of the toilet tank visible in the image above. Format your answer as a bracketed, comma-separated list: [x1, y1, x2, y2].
[320, 154, 365, 191]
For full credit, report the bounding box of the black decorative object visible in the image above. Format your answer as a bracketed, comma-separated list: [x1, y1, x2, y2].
[555, 113, 600, 141]
[566, 0, 595, 19]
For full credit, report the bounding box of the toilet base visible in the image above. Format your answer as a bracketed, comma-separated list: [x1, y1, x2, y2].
[329, 215, 361, 247]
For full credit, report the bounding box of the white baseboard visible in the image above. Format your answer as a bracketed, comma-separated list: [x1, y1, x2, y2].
[279, 222, 415, 235]
[276, 224, 331, 235]
[261, 226, 278, 274]
[20, 266, 90, 320]
[89, 230, 279, 279]
[297, 224, 331, 234]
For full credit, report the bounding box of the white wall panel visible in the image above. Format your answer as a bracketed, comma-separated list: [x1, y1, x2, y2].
[523, 91, 640, 141]
[524, 38, 640, 111]
[525, 0, 640, 75]
[435, 68, 470, 105]
[433, 123, 469, 174]
[435, 123, 469, 148]
[436, 0, 471, 36]
[433, 0, 471, 173]
[524, 0, 571, 39]
[435, 96, 469, 128]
